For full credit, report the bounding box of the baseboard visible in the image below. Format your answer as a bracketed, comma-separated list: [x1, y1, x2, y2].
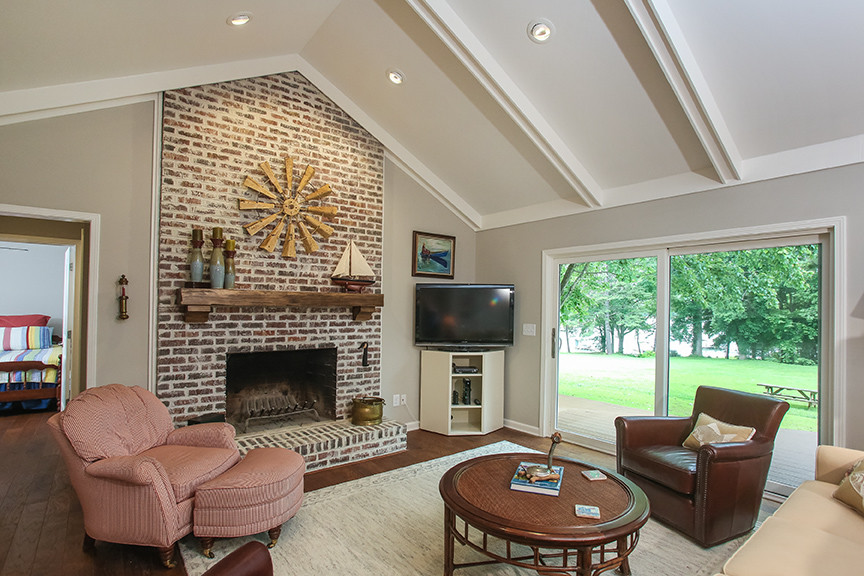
[503, 418, 541, 436]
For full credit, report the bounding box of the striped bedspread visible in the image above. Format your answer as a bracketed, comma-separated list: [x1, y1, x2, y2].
[0, 344, 62, 384]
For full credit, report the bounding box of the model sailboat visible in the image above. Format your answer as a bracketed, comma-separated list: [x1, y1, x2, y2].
[331, 239, 376, 292]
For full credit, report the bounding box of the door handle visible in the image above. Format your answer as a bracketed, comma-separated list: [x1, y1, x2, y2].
[551, 328, 556, 359]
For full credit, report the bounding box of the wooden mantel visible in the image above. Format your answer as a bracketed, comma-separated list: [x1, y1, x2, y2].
[176, 288, 384, 323]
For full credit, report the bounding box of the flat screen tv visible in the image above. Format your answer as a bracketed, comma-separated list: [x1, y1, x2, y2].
[414, 283, 515, 349]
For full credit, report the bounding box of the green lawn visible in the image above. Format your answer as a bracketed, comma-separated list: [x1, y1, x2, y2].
[558, 353, 818, 431]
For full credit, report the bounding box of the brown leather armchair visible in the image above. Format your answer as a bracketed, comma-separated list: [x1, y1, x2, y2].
[615, 386, 789, 547]
[202, 541, 274, 576]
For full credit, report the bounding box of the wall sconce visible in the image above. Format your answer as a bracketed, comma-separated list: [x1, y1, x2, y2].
[118, 275, 129, 320]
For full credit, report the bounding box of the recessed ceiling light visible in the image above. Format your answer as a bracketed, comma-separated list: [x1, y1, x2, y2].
[528, 19, 554, 43]
[387, 68, 405, 85]
[228, 12, 253, 27]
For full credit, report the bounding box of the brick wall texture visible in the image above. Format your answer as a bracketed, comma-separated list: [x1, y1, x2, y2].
[158, 72, 385, 424]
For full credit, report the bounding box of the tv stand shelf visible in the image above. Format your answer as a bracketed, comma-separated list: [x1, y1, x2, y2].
[176, 288, 383, 323]
[419, 349, 504, 436]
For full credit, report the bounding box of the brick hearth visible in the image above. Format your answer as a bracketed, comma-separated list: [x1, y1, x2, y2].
[156, 71, 402, 467]
[236, 419, 407, 471]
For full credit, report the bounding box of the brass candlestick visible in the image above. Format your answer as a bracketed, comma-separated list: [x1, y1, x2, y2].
[118, 275, 129, 320]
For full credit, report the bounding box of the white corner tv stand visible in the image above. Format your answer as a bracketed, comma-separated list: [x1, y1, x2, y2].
[419, 349, 504, 435]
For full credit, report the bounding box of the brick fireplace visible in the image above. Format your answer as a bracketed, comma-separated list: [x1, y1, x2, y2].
[225, 347, 338, 432]
[156, 72, 405, 468]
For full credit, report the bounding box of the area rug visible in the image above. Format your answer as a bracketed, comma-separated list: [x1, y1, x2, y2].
[180, 441, 748, 575]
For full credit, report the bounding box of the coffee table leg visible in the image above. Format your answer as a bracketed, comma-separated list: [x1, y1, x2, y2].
[617, 537, 631, 575]
[444, 506, 455, 576]
[577, 547, 592, 576]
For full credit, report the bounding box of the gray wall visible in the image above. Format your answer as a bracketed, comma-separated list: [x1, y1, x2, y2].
[0, 103, 155, 392]
[476, 164, 864, 448]
[381, 159, 477, 425]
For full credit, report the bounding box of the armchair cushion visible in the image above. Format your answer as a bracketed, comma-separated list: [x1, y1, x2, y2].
[142, 444, 240, 501]
[620, 445, 698, 495]
[61, 383, 173, 462]
[682, 412, 756, 450]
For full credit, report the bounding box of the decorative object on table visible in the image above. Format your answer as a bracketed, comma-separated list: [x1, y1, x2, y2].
[209, 227, 225, 288]
[223, 238, 236, 289]
[452, 390, 459, 405]
[411, 231, 455, 278]
[117, 275, 129, 320]
[351, 396, 385, 426]
[525, 431, 562, 477]
[461, 378, 471, 405]
[575, 504, 601, 519]
[331, 239, 375, 292]
[509, 461, 564, 496]
[189, 228, 205, 283]
[238, 155, 338, 259]
[582, 469, 607, 481]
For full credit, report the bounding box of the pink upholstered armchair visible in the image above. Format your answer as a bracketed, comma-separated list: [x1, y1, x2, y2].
[47, 384, 241, 568]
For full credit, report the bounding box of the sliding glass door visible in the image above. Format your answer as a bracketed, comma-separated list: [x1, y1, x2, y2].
[554, 256, 657, 447]
[667, 244, 820, 494]
[545, 227, 834, 492]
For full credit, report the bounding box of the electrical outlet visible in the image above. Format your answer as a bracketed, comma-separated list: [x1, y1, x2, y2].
[392, 394, 399, 407]
[400, 394, 407, 406]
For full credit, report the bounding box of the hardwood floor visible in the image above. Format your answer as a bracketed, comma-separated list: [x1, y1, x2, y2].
[0, 409, 613, 576]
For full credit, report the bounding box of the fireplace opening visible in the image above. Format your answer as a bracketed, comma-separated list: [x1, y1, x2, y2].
[225, 347, 337, 433]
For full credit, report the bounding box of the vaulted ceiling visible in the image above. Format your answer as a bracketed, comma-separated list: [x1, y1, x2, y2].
[2, 1, 862, 230]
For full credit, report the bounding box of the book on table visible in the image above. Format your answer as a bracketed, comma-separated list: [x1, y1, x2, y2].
[510, 461, 564, 496]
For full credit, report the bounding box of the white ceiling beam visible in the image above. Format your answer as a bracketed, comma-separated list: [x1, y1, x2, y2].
[624, 0, 742, 183]
[406, 0, 603, 208]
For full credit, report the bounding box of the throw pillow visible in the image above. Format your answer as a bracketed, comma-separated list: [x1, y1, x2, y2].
[0, 326, 54, 351]
[834, 459, 864, 515]
[682, 412, 756, 450]
[0, 314, 50, 327]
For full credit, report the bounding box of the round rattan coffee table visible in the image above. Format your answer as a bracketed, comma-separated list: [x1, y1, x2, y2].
[439, 452, 650, 576]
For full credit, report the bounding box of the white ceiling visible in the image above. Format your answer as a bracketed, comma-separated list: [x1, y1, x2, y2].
[2, 0, 862, 230]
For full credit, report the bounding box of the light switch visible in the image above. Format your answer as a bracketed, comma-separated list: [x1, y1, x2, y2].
[522, 323, 536, 336]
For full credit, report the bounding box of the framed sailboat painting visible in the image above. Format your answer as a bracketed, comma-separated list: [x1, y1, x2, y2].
[412, 231, 455, 279]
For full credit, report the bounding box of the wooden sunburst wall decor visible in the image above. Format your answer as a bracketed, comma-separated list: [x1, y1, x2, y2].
[239, 156, 338, 258]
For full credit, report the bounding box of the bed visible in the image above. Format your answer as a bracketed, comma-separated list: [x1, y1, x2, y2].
[0, 314, 62, 412]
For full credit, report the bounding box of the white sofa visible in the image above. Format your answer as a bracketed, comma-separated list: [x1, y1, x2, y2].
[716, 445, 864, 576]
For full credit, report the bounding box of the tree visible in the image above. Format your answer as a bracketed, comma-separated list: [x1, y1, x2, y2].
[559, 258, 656, 354]
[675, 246, 819, 364]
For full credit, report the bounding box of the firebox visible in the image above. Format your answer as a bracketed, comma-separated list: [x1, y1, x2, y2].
[225, 347, 337, 432]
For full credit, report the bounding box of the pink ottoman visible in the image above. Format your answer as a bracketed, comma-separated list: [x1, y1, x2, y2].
[194, 447, 305, 558]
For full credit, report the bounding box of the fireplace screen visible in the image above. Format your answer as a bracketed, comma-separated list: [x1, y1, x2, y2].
[225, 347, 337, 432]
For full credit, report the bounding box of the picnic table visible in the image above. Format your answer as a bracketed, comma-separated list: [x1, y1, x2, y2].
[757, 383, 818, 408]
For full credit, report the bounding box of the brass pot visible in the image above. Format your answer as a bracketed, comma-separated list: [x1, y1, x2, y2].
[351, 396, 385, 426]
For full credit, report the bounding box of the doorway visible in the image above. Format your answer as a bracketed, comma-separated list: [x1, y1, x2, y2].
[0, 212, 92, 402]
